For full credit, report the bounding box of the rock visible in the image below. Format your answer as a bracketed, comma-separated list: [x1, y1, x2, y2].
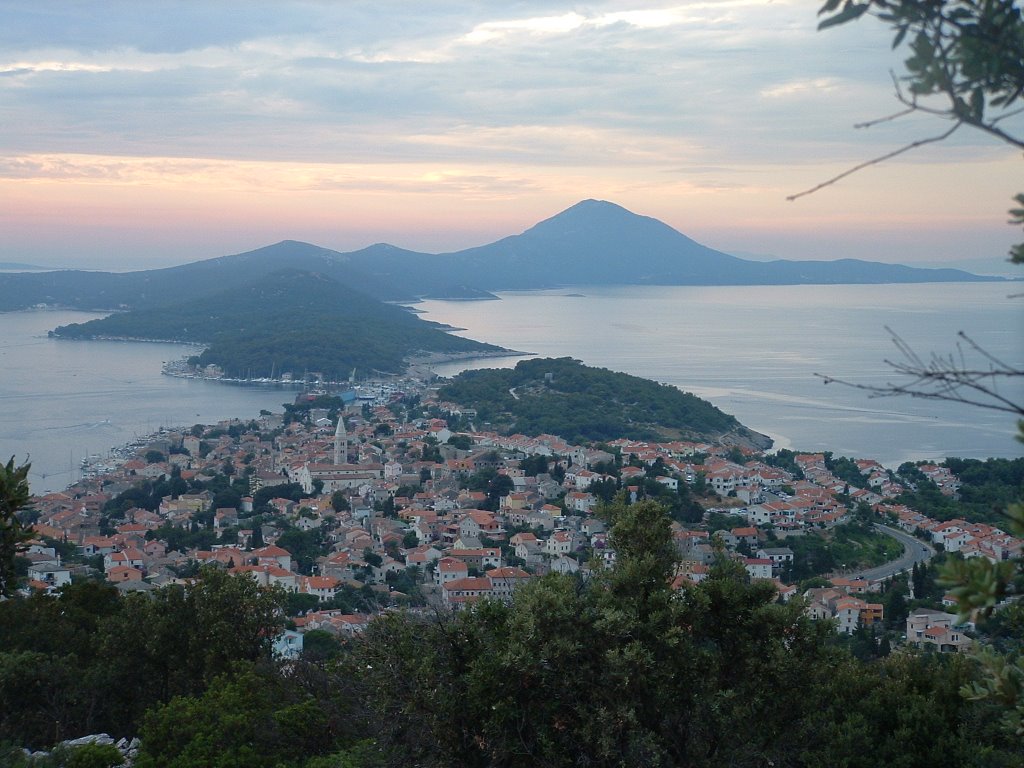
[62, 733, 114, 747]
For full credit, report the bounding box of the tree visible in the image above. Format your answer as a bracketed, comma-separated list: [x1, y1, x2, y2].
[277, 528, 325, 575]
[811, 0, 1024, 739]
[804, 0, 1024, 427]
[484, 473, 514, 510]
[446, 434, 472, 450]
[286, 592, 322, 618]
[362, 549, 382, 568]
[186, 568, 287, 683]
[301, 629, 343, 663]
[801, 1, 1023, 233]
[64, 742, 125, 768]
[0, 457, 32, 597]
[135, 663, 348, 768]
[351, 500, 898, 767]
[330, 490, 350, 513]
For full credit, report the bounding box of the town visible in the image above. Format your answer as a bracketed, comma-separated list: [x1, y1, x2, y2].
[18, 375, 1021, 662]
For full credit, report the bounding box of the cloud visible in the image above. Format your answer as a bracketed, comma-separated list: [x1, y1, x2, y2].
[759, 77, 841, 99]
[1, 61, 114, 75]
[0, 0, 1016, 268]
[0, 1, 913, 170]
[461, 12, 590, 43]
[0, 152, 542, 199]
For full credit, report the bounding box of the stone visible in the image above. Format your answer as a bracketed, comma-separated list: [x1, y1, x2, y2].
[62, 733, 114, 747]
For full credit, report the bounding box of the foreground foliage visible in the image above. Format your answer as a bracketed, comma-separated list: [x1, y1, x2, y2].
[2, 501, 1021, 766]
[0, 457, 32, 597]
[349, 500, 1019, 767]
[0, 570, 285, 748]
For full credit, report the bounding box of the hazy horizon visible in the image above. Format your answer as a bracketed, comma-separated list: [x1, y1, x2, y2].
[2, 2, 1020, 272]
[1, 199, 1021, 277]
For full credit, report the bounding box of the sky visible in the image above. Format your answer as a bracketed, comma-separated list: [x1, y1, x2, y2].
[1, 1, 1021, 272]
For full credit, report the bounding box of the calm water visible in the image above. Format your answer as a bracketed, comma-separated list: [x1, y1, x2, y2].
[1, 311, 290, 494]
[416, 283, 1023, 467]
[2, 285, 1021, 494]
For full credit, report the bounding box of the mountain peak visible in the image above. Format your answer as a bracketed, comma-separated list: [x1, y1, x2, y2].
[523, 199, 650, 238]
[521, 198, 686, 248]
[547, 198, 636, 222]
[565, 198, 627, 212]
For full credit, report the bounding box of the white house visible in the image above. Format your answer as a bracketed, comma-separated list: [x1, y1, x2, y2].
[743, 557, 773, 580]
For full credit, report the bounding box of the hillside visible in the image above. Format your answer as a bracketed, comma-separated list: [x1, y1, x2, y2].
[51, 270, 504, 378]
[438, 357, 771, 447]
[0, 240, 414, 311]
[0, 200, 1001, 311]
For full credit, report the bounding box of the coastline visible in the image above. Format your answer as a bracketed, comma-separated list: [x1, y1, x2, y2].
[156, 347, 534, 388]
[404, 348, 533, 376]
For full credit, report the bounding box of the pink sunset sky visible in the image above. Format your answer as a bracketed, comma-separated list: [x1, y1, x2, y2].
[1, 1, 1020, 273]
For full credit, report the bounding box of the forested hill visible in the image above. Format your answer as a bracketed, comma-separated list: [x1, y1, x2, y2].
[438, 357, 771, 447]
[51, 270, 503, 378]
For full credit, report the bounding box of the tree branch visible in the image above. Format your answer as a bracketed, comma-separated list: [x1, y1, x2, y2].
[787, 122, 962, 201]
[959, 114, 1024, 150]
[816, 328, 1024, 417]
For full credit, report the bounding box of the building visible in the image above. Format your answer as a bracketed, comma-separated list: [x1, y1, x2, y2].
[906, 609, 971, 653]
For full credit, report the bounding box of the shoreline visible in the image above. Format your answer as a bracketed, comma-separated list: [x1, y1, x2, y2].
[404, 348, 532, 366]
[156, 347, 534, 389]
[404, 349, 534, 378]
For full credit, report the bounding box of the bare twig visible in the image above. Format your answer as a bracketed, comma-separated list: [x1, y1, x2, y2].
[787, 122, 962, 201]
[816, 328, 1024, 417]
[854, 86, 918, 128]
[990, 106, 1024, 126]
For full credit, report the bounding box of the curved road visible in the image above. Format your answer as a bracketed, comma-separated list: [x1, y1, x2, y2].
[857, 523, 934, 582]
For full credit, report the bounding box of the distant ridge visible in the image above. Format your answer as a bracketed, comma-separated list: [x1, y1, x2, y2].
[0, 199, 1003, 311]
[413, 199, 992, 290]
[0, 261, 59, 272]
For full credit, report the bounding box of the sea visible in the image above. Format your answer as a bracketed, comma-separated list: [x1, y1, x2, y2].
[415, 283, 1023, 468]
[1, 311, 289, 494]
[1, 283, 1020, 494]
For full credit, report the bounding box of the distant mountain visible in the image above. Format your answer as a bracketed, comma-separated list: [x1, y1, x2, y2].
[442, 200, 756, 287]
[0, 261, 59, 272]
[0, 241, 411, 311]
[52, 270, 504, 378]
[338, 199, 995, 292]
[0, 199, 1001, 312]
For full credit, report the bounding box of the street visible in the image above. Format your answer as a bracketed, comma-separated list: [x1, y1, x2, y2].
[857, 523, 934, 582]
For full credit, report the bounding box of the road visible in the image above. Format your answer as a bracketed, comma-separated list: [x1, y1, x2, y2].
[856, 523, 934, 582]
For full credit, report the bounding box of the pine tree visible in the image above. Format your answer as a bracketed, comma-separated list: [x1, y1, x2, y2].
[0, 457, 32, 597]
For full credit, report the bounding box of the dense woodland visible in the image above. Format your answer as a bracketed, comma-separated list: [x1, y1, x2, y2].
[438, 357, 761, 445]
[2, 501, 1021, 768]
[896, 458, 1024, 526]
[51, 270, 501, 379]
